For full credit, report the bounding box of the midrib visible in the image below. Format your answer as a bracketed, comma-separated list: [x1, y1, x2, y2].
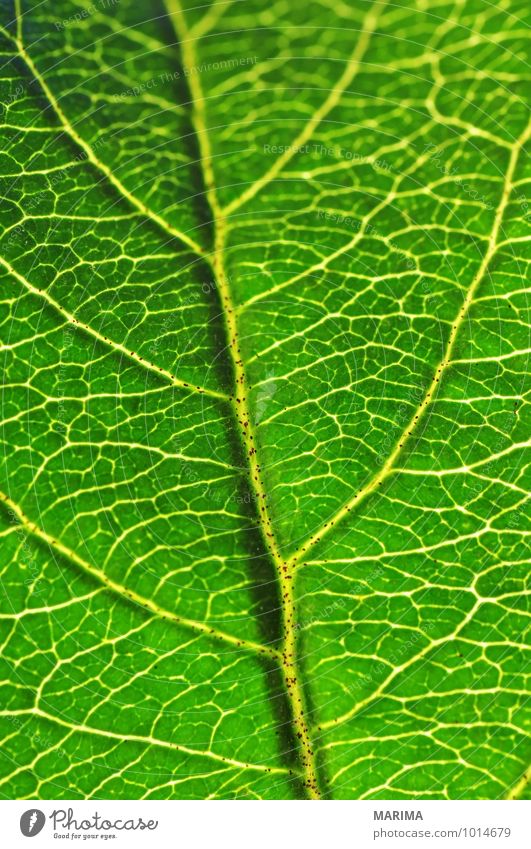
[163, 0, 323, 799]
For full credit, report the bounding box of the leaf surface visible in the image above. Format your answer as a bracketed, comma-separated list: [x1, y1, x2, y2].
[0, 0, 529, 799]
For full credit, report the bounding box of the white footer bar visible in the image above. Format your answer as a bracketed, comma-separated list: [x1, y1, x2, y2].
[0, 799, 528, 849]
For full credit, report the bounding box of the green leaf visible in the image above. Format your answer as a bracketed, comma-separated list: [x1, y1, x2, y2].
[0, 0, 529, 800]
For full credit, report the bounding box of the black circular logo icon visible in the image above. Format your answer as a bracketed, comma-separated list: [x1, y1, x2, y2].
[20, 810, 46, 837]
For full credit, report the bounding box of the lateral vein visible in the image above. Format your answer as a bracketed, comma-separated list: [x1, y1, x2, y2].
[0, 489, 280, 661]
[8, 21, 206, 260]
[288, 119, 531, 570]
[0, 255, 229, 402]
[223, 0, 387, 216]
[5, 708, 291, 775]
